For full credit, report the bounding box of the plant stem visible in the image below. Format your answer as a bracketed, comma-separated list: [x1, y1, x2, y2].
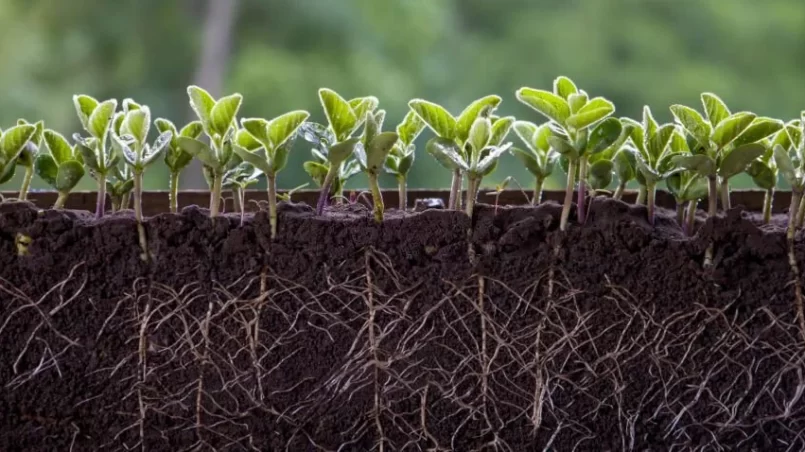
[121, 192, 130, 210]
[763, 187, 774, 225]
[448, 168, 462, 210]
[796, 194, 805, 228]
[210, 173, 222, 217]
[704, 176, 718, 268]
[368, 172, 384, 223]
[18, 166, 33, 201]
[54, 192, 69, 209]
[465, 175, 481, 217]
[533, 177, 544, 206]
[613, 181, 626, 201]
[397, 176, 407, 211]
[134, 171, 148, 262]
[646, 182, 656, 225]
[232, 187, 242, 215]
[719, 178, 731, 211]
[560, 159, 576, 232]
[636, 185, 647, 205]
[676, 200, 685, 227]
[577, 157, 588, 224]
[169, 171, 180, 213]
[686, 199, 697, 236]
[786, 189, 805, 342]
[267, 173, 278, 238]
[95, 175, 107, 219]
[316, 166, 338, 215]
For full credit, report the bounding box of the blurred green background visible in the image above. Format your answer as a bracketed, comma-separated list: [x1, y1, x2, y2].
[1, 0, 804, 192]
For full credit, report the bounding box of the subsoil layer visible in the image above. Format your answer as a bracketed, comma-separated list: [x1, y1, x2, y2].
[1, 198, 804, 451]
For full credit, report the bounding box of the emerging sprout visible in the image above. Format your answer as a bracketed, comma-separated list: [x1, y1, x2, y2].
[511, 121, 558, 205]
[409, 95, 502, 210]
[35, 129, 86, 209]
[233, 110, 309, 237]
[112, 100, 172, 261]
[155, 118, 204, 213]
[665, 132, 708, 233]
[0, 124, 38, 197]
[106, 165, 134, 212]
[222, 162, 264, 226]
[516, 76, 621, 230]
[72, 94, 119, 218]
[485, 176, 512, 214]
[178, 85, 243, 217]
[14, 119, 44, 201]
[385, 111, 426, 210]
[303, 88, 378, 215]
[277, 183, 308, 202]
[354, 109, 399, 222]
[303, 146, 361, 204]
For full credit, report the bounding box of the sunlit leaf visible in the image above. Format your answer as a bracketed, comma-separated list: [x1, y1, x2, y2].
[587, 117, 623, 155]
[553, 76, 578, 99]
[489, 116, 514, 146]
[711, 112, 756, 149]
[516, 88, 571, 126]
[55, 160, 85, 192]
[187, 85, 216, 130]
[701, 93, 731, 127]
[320, 88, 358, 141]
[268, 110, 309, 149]
[671, 154, 716, 177]
[34, 153, 58, 187]
[409, 99, 456, 140]
[210, 93, 243, 136]
[88, 99, 117, 141]
[731, 117, 784, 148]
[455, 95, 501, 142]
[718, 143, 766, 179]
[670, 105, 711, 149]
[426, 136, 467, 170]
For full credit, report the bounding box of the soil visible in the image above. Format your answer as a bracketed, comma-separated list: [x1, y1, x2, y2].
[1, 197, 804, 451]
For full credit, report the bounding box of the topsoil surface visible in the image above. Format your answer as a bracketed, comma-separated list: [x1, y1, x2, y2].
[1, 198, 804, 451]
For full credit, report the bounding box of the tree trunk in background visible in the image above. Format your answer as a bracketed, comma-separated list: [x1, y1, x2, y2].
[183, 0, 238, 189]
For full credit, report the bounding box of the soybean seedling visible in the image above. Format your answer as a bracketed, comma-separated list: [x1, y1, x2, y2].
[766, 120, 803, 226]
[35, 129, 86, 209]
[303, 148, 361, 204]
[485, 176, 512, 214]
[112, 101, 172, 261]
[154, 118, 204, 213]
[232, 110, 309, 237]
[106, 165, 134, 212]
[14, 119, 44, 201]
[516, 76, 622, 230]
[222, 161, 264, 226]
[177, 85, 242, 217]
[301, 88, 379, 215]
[0, 124, 39, 198]
[277, 183, 309, 202]
[72, 95, 119, 218]
[353, 109, 400, 222]
[746, 133, 785, 224]
[409, 95, 502, 210]
[385, 111, 426, 210]
[510, 121, 558, 205]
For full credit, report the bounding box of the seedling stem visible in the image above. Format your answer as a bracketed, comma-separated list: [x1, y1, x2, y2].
[95, 176, 107, 219]
[465, 175, 481, 216]
[763, 188, 774, 224]
[719, 179, 731, 210]
[18, 166, 33, 201]
[368, 172, 384, 223]
[636, 186, 647, 205]
[210, 173, 223, 217]
[577, 157, 588, 223]
[169, 172, 180, 213]
[796, 196, 805, 228]
[533, 177, 544, 205]
[685, 200, 697, 236]
[560, 159, 576, 231]
[449, 168, 461, 210]
[54, 192, 69, 209]
[133, 170, 149, 261]
[316, 166, 337, 215]
[267, 173, 278, 236]
[397, 176, 407, 210]
[613, 181, 626, 201]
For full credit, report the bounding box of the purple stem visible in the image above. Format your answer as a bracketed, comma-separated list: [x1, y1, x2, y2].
[316, 168, 337, 215]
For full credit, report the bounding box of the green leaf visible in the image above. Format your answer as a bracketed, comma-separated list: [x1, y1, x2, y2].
[210, 93, 243, 136]
[534, 124, 552, 152]
[73, 95, 99, 130]
[241, 118, 270, 147]
[513, 120, 538, 152]
[0, 161, 16, 184]
[468, 117, 491, 155]
[510, 147, 541, 177]
[364, 131, 399, 172]
[328, 137, 363, 165]
[553, 76, 578, 100]
[614, 147, 636, 182]
[671, 154, 716, 177]
[634, 154, 661, 183]
[398, 152, 414, 176]
[748, 160, 777, 190]
[180, 121, 204, 139]
[586, 117, 623, 155]
[145, 131, 173, 166]
[622, 117, 645, 154]
[187, 85, 216, 130]
[231, 145, 271, 174]
[408, 99, 456, 140]
[773, 144, 798, 188]
[1, 124, 36, 162]
[122, 107, 150, 145]
[426, 136, 468, 171]
[236, 128, 262, 151]
[731, 117, 784, 148]
[87, 99, 117, 141]
[547, 136, 578, 159]
[568, 93, 588, 114]
[397, 110, 426, 145]
[477, 143, 512, 174]
[55, 160, 85, 192]
[155, 118, 178, 144]
[646, 124, 675, 162]
[304, 161, 329, 186]
[682, 175, 709, 201]
[320, 88, 358, 141]
[272, 142, 292, 173]
[455, 95, 501, 142]
[670, 129, 690, 154]
[516, 88, 571, 126]
[711, 112, 756, 149]
[642, 106, 658, 141]
[43, 130, 73, 165]
[786, 122, 802, 151]
[566, 97, 615, 130]
[701, 93, 731, 127]
[268, 110, 309, 149]
[588, 159, 614, 190]
[489, 116, 514, 146]
[34, 153, 58, 187]
[176, 136, 218, 169]
[718, 143, 766, 179]
[76, 143, 99, 172]
[349, 96, 379, 126]
[363, 110, 381, 146]
[670, 105, 712, 149]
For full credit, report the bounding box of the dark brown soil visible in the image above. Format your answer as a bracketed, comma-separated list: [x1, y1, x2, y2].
[1, 197, 804, 451]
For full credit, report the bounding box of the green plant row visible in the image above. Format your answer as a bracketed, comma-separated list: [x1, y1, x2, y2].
[1, 77, 804, 241]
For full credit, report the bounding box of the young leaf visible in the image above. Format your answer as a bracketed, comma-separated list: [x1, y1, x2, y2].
[55, 160, 85, 192]
[774, 144, 798, 188]
[145, 131, 173, 166]
[547, 136, 578, 159]
[513, 121, 539, 152]
[516, 88, 571, 125]
[210, 93, 243, 136]
[468, 117, 491, 155]
[34, 154, 58, 187]
[477, 143, 512, 173]
[268, 110, 310, 149]
[364, 131, 399, 172]
[122, 107, 150, 145]
[328, 137, 363, 165]
[304, 161, 329, 185]
[187, 85, 216, 129]
[231, 145, 272, 174]
[319, 88, 358, 141]
[671, 154, 716, 177]
[155, 118, 178, 141]
[747, 160, 776, 190]
[511, 147, 542, 177]
[588, 159, 614, 189]
[670, 105, 712, 148]
[73, 95, 99, 130]
[614, 147, 636, 182]
[180, 121, 204, 139]
[711, 112, 756, 149]
[568, 93, 589, 114]
[1, 125, 37, 161]
[730, 117, 784, 148]
[349, 96, 379, 125]
[489, 116, 515, 146]
[176, 137, 218, 168]
[587, 117, 623, 155]
[76, 143, 100, 172]
[426, 137, 468, 170]
[408, 99, 456, 139]
[647, 124, 675, 161]
[701, 93, 731, 127]
[718, 143, 766, 179]
[553, 76, 578, 100]
[566, 97, 615, 130]
[456, 95, 501, 142]
[397, 110, 426, 145]
[88, 100, 118, 141]
[236, 128, 262, 151]
[622, 117, 646, 154]
[44, 130, 73, 164]
[397, 152, 415, 176]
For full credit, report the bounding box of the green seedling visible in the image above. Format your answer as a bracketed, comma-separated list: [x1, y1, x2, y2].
[665, 132, 708, 234]
[155, 118, 204, 213]
[112, 101, 172, 261]
[303, 146, 361, 204]
[72, 95, 119, 218]
[277, 183, 308, 202]
[385, 111, 426, 210]
[35, 129, 86, 209]
[302, 88, 378, 215]
[106, 165, 134, 212]
[582, 120, 634, 208]
[0, 124, 38, 198]
[511, 121, 558, 205]
[516, 76, 621, 230]
[485, 176, 512, 214]
[409, 95, 502, 210]
[353, 109, 399, 222]
[747, 133, 784, 224]
[767, 120, 804, 226]
[222, 161, 264, 226]
[14, 119, 44, 201]
[622, 107, 681, 225]
[177, 85, 243, 217]
[612, 147, 637, 201]
[232, 109, 309, 237]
